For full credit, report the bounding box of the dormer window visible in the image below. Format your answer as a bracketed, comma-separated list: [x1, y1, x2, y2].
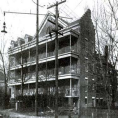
[17, 38, 25, 46]
[11, 40, 18, 48]
[28, 37, 33, 42]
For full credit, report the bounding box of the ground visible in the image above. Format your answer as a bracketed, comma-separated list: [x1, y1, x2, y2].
[0, 108, 118, 118]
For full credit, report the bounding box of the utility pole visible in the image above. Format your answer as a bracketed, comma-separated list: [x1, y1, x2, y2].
[21, 46, 24, 101]
[35, 0, 39, 116]
[47, 1, 66, 118]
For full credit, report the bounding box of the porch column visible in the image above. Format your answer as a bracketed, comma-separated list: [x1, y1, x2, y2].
[70, 34, 72, 52]
[70, 78, 72, 96]
[45, 40, 48, 93]
[46, 40, 48, 80]
[69, 78, 73, 106]
[28, 49, 30, 62]
[70, 34, 72, 74]
[46, 38, 48, 58]
[14, 85, 16, 98]
[14, 54, 16, 66]
[28, 83, 30, 95]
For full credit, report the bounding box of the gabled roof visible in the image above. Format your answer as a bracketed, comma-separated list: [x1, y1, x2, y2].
[33, 9, 92, 40]
[24, 34, 33, 39]
[36, 11, 69, 39]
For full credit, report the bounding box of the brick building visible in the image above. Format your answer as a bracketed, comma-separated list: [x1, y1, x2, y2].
[8, 9, 96, 110]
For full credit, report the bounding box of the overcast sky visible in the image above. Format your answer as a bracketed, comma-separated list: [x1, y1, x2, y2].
[0, 0, 95, 52]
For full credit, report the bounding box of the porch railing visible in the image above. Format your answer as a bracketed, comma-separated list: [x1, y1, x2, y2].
[10, 45, 78, 68]
[65, 88, 79, 97]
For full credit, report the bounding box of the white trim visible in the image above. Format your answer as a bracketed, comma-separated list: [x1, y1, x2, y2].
[85, 77, 88, 80]
[85, 57, 88, 60]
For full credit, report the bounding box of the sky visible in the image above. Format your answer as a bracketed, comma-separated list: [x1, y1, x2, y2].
[0, 0, 95, 53]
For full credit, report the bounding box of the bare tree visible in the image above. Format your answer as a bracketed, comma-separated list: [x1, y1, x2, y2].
[92, 0, 118, 117]
[0, 34, 10, 109]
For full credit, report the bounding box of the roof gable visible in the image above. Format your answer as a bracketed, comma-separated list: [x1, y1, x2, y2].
[38, 12, 68, 38]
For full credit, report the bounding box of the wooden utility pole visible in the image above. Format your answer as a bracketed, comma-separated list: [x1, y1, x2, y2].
[21, 46, 24, 100]
[35, 0, 39, 116]
[47, 1, 66, 118]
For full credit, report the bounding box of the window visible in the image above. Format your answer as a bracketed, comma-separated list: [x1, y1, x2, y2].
[85, 97, 87, 105]
[92, 97, 95, 107]
[96, 98, 99, 106]
[100, 98, 103, 106]
[92, 84, 95, 90]
[85, 77, 88, 80]
[85, 38, 88, 52]
[92, 78, 95, 81]
[85, 60, 88, 72]
[85, 57, 88, 60]
[85, 77, 88, 84]
[85, 86, 87, 92]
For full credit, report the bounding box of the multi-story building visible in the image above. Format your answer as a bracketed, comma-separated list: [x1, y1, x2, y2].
[8, 9, 95, 110]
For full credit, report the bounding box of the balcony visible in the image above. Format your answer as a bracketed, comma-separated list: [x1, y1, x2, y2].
[59, 46, 70, 54]
[10, 45, 79, 70]
[15, 86, 79, 98]
[9, 62, 79, 84]
[24, 72, 36, 82]
[9, 75, 21, 84]
[65, 88, 79, 97]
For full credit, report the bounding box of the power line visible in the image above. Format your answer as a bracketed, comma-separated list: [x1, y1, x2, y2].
[59, 8, 72, 22]
[59, 4, 78, 22]
[73, 0, 84, 10]
[32, 0, 45, 7]
[64, 4, 78, 18]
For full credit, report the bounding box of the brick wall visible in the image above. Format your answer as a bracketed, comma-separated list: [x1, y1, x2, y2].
[79, 9, 95, 108]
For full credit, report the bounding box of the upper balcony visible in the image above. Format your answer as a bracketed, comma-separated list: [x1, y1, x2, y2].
[9, 59, 80, 85]
[9, 37, 79, 70]
[8, 29, 79, 56]
[9, 70, 79, 85]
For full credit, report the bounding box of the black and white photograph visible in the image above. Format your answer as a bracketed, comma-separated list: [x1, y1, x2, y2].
[0, 0, 118, 118]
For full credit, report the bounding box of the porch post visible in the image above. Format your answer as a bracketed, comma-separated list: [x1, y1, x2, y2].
[69, 78, 73, 106]
[70, 34, 72, 74]
[29, 49, 30, 62]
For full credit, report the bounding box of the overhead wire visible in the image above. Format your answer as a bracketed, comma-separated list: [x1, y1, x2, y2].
[59, 4, 78, 22]
[58, 0, 80, 22]
[64, 4, 78, 18]
[59, 8, 72, 22]
[32, 0, 45, 7]
[73, 0, 84, 10]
